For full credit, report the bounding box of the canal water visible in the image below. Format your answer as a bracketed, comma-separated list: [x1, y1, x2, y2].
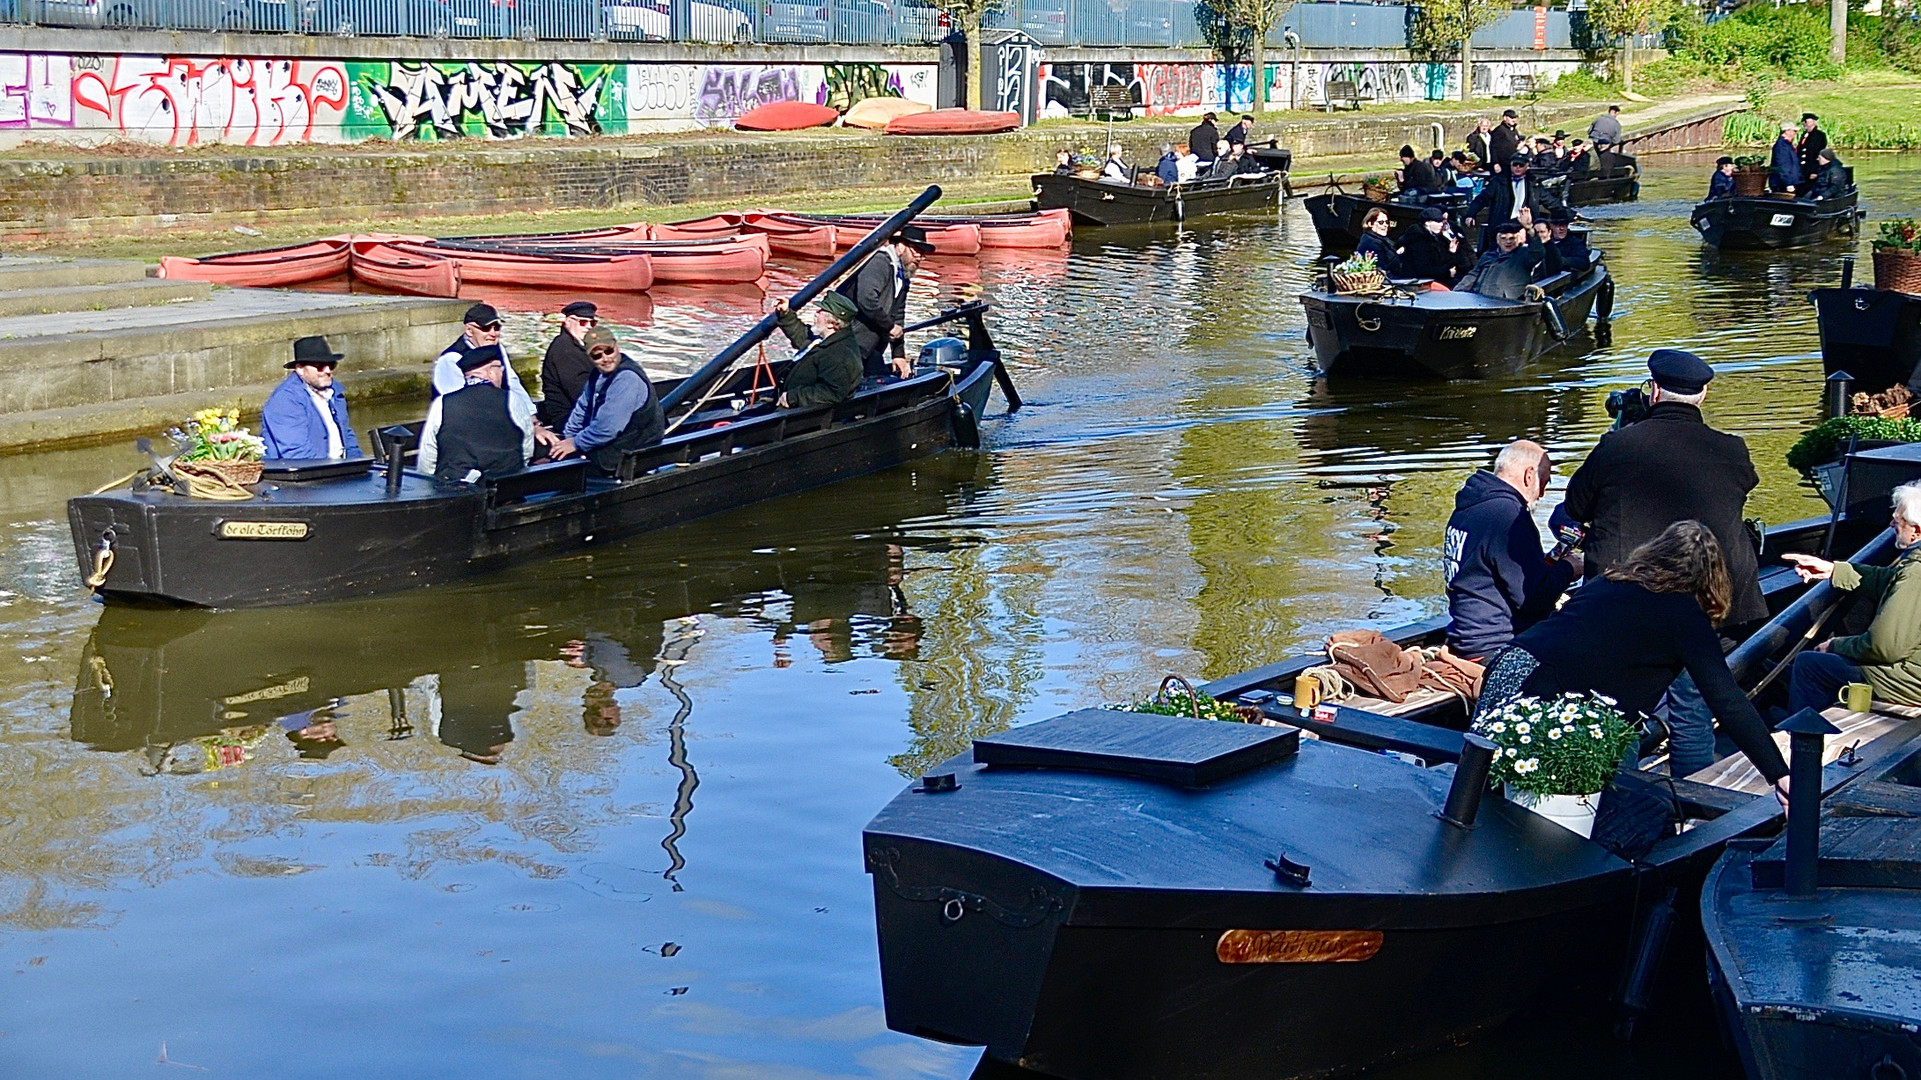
[2, 154, 1915, 1077]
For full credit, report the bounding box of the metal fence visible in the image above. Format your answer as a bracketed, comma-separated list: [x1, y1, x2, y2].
[0, 0, 1613, 48]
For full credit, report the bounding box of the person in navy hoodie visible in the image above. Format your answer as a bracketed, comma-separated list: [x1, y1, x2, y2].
[1443, 439, 1581, 660]
[260, 335, 361, 461]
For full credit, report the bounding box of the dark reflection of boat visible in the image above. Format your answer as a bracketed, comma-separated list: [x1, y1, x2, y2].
[1293, 379, 1594, 475]
[69, 453, 985, 764]
[863, 451, 1921, 1080]
[1691, 188, 1861, 250]
[1032, 171, 1283, 227]
[1810, 264, 1921, 395]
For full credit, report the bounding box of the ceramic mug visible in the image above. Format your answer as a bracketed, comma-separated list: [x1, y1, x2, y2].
[1837, 682, 1873, 713]
[1294, 673, 1321, 711]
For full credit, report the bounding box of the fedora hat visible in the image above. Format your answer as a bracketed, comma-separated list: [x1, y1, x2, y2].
[895, 225, 936, 254]
[287, 335, 343, 368]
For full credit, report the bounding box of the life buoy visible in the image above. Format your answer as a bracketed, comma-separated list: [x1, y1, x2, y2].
[950, 399, 980, 449]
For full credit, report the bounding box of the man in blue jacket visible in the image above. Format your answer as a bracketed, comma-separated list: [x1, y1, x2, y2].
[260, 335, 361, 461]
[1768, 122, 1801, 194]
[1443, 439, 1581, 660]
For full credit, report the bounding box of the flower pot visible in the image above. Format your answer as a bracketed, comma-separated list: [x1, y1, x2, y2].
[1361, 182, 1394, 202]
[1504, 785, 1599, 838]
[1732, 167, 1768, 197]
[1330, 268, 1384, 295]
[1875, 248, 1921, 296]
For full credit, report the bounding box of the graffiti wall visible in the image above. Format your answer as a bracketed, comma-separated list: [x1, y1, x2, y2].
[0, 52, 937, 145]
[1037, 58, 1578, 118]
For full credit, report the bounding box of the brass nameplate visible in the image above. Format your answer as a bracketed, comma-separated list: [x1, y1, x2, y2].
[219, 521, 309, 540]
[1217, 929, 1384, 964]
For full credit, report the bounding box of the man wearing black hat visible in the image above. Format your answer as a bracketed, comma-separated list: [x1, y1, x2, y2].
[536, 301, 600, 431]
[433, 301, 555, 453]
[1544, 206, 1590, 273]
[1398, 144, 1441, 196]
[1488, 109, 1523, 175]
[836, 226, 933, 380]
[1457, 217, 1548, 300]
[1225, 114, 1255, 150]
[1708, 156, 1738, 200]
[1561, 349, 1764, 777]
[1797, 112, 1827, 182]
[1466, 154, 1552, 250]
[417, 343, 534, 484]
[1396, 205, 1463, 284]
[1808, 146, 1851, 201]
[1189, 112, 1220, 167]
[260, 335, 361, 461]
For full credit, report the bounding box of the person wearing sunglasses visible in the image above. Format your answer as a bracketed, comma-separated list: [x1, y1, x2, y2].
[550, 326, 664, 476]
[536, 300, 600, 431]
[260, 335, 361, 461]
[431, 302, 557, 455]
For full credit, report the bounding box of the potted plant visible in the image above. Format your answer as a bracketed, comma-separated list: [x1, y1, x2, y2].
[1329, 251, 1384, 295]
[1359, 173, 1397, 202]
[1873, 219, 1921, 295]
[1731, 154, 1768, 197]
[172, 406, 267, 488]
[1471, 692, 1639, 837]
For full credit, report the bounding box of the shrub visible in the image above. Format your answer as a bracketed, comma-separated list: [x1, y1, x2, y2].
[1786, 414, 1921, 473]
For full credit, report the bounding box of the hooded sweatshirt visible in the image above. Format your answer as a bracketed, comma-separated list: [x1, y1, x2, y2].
[1443, 469, 1578, 658]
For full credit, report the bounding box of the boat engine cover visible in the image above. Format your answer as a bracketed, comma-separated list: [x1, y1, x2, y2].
[919, 337, 965, 369]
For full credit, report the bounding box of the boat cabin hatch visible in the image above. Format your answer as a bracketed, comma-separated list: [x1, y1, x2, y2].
[972, 710, 1300, 787]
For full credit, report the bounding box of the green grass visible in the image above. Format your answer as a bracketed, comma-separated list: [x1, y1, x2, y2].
[1722, 79, 1921, 149]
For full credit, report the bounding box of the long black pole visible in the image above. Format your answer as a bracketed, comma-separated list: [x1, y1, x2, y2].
[659, 184, 944, 414]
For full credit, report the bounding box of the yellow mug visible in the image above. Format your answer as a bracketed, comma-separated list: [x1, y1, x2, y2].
[1838, 682, 1873, 713]
[1294, 673, 1321, 712]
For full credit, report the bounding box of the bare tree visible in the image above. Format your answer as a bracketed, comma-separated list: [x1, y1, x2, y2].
[1588, 0, 1672, 93]
[1412, 0, 1507, 102]
[945, 0, 1000, 110]
[1212, 0, 1299, 111]
[1831, 0, 1846, 63]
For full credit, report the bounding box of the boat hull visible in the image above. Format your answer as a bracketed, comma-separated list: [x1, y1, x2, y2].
[349, 241, 461, 297]
[157, 238, 351, 288]
[1810, 285, 1921, 395]
[1691, 192, 1860, 250]
[1302, 264, 1610, 379]
[1566, 170, 1638, 206]
[70, 358, 999, 608]
[1032, 172, 1281, 226]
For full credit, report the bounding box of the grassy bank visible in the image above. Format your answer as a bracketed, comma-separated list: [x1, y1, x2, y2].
[1723, 77, 1921, 149]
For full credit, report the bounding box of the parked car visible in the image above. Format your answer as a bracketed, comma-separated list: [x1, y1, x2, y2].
[299, 0, 460, 35]
[1017, 0, 1066, 43]
[829, 0, 940, 43]
[26, 0, 103, 27]
[100, 0, 290, 30]
[763, 0, 828, 41]
[605, 0, 753, 41]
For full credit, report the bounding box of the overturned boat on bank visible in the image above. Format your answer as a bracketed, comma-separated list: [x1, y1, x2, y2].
[67, 190, 1020, 609]
[1692, 185, 1862, 250]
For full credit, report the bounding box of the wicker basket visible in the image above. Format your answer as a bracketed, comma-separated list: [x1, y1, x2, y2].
[1733, 167, 1768, 197]
[1330, 268, 1385, 294]
[1361, 182, 1394, 202]
[1073, 167, 1101, 179]
[1875, 248, 1921, 296]
[178, 458, 263, 487]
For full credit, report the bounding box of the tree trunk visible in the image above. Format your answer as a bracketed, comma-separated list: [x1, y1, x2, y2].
[966, 21, 982, 110]
[1252, 33, 1267, 112]
[1460, 42, 1472, 102]
[1831, 0, 1846, 64]
[1621, 34, 1634, 93]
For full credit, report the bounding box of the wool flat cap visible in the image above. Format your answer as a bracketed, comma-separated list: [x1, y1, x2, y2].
[462, 302, 500, 325]
[1802, 112, 1819, 121]
[1502, 108, 1518, 117]
[1509, 154, 1532, 167]
[456, 343, 503, 373]
[561, 301, 597, 318]
[817, 291, 858, 321]
[1494, 220, 1525, 235]
[1420, 206, 1447, 222]
[1716, 155, 1735, 166]
[1648, 348, 1714, 393]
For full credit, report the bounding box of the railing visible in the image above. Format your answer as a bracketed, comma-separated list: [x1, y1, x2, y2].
[0, 0, 1630, 48]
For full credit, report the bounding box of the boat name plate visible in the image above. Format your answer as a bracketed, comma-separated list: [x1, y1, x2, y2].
[217, 520, 310, 540]
[1770, 213, 1795, 227]
[1216, 929, 1384, 964]
[1437, 325, 1478, 340]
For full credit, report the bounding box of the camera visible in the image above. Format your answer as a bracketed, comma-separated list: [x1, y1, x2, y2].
[1604, 386, 1651, 428]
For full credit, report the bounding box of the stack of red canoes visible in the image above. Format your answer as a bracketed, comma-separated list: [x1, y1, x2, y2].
[158, 236, 353, 287]
[349, 238, 462, 297]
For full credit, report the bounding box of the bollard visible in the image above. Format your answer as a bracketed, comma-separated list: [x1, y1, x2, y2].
[1841, 254, 1855, 290]
[380, 425, 415, 497]
[1825, 370, 1854, 420]
[1440, 733, 1498, 829]
[1778, 708, 1840, 898]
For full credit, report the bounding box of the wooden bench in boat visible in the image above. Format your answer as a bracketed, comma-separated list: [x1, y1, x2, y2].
[1685, 703, 1921, 796]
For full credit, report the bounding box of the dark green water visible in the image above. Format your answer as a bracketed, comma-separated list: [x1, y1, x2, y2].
[0, 154, 1914, 1077]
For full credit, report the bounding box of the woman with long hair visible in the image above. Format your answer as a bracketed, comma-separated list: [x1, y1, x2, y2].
[1475, 520, 1789, 795]
[1354, 207, 1402, 276]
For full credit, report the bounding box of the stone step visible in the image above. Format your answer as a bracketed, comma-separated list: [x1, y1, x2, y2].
[0, 278, 209, 318]
[0, 256, 150, 289]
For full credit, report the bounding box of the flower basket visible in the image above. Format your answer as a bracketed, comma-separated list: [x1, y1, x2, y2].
[1470, 692, 1639, 838]
[1073, 167, 1101, 179]
[1330, 268, 1385, 294]
[1361, 181, 1394, 202]
[1876, 248, 1921, 296]
[1732, 166, 1768, 197]
[178, 458, 263, 487]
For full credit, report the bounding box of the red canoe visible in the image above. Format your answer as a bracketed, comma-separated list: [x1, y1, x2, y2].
[652, 213, 747, 242]
[743, 213, 838, 258]
[397, 241, 655, 292]
[157, 236, 351, 288]
[780, 213, 983, 256]
[883, 109, 1021, 136]
[975, 216, 1069, 249]
[443, 223, 654, 246]
[634, 236, 768, 284]
[349, 241, 461, 298]
[735, 101, 840, 132]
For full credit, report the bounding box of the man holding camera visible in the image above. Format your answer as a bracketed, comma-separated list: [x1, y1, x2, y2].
[1560, 349, 1763, 778]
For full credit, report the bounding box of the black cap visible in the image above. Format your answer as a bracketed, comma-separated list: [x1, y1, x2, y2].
[1399, 143, 1415, 158]
[1819, 147, 1837, 162]
[1509, 154, 1531, 167]
[462, 302, 499, 326]
[1802, 112, 1818, 122]
[1202, 111, 1216, 121]
[1420, 206, 1446, 222]
[1494, 220, 1525, 235]
[1716, 155, 1734, 166]
[456, 343, 502, 373]
[895, 225, 935, 254]
[1502, 108, 1518, 118]
[561, 301, 597, 318]
[1648, 349, 1714, 394]
[287, 335, 342, 368]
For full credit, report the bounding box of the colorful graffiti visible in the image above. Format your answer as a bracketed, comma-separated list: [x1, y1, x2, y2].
[0, 52, 937, 144]
[1039, 58, 1575, 118]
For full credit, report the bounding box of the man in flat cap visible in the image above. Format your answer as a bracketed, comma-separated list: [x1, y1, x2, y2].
[261, 335, 361, 461]
[552, 326, 664, 477]
[1561, 349, 1763, 776]
[1489, 108, 1523, 175]
[1466, 153, 1553, 251]
[1708, 156, 1738, 200]
[836, 226, 934, 380]
[537, 300, 600, 431]
[1798, 112, 1827, 183]
[1394, 205, 1463, 285]
[772, 291, 865, 408]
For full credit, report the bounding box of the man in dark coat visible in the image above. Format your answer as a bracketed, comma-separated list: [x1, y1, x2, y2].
[773, 291, 865, 408]
[1225, 114, 1254, 149]
[1488, 109, 1523, 173]
[417, 345, 534, 484]
[1544, 206, 1591, 273]
[1188, 112, 1220, 166]
[1808, 147, 1850, 200]
[554, 326, 664, 477]
[260, 335, 361, 461]
[536, 300, 599, 430]
[1398, 144, 1441, 195]
[1395, 206, 1462, 284]
[1707, 156, 1738, 200]
[1444, 439, 1580, 659]
[1465, 117, 1493, 171]
[1769, 123, 1802, 194]
[1466, 155, 1553, 250]
[1560, 348, 1763, 777]
[836, 225, 935, 379]
[1457, 218, 1547, 300]
[1797, 112, 1828, 181]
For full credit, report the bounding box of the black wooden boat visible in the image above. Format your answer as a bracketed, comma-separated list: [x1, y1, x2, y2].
[67, 190, 1020, 609]
[1300, 259, 1614, 379]
[864, 471, 1921, 1080]
[1301, 190, 1468, 254]
[1565, 167, 1639, 206]
[1703, 730, 1921, 1080]
[1810, 259, 1921, 396]
[1691, 187, 1862, 250]
[1031, 170, 1282, 226]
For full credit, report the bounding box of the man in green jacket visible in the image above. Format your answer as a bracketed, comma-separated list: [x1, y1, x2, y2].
[773, 291, 865, 409]
[1784, 480, 1921, 710]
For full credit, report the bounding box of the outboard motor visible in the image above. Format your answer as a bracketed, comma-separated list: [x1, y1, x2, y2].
[918, 336, 966, 370]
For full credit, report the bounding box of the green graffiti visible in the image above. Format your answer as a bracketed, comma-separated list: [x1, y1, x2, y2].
[820, 63, 901, 113]
[346, 61, 618, 141]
